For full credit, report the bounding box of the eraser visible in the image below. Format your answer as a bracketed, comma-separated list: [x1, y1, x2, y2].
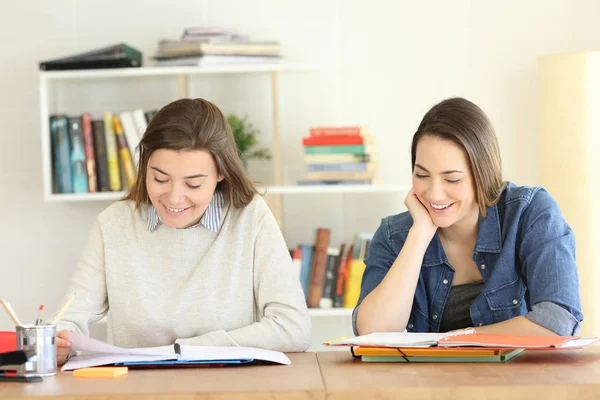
[73, 367, 128, 378]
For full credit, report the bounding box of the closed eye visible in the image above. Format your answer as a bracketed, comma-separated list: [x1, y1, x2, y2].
[154, 178, 167, 184]
[415, 174, 428, 179]
[447, 179, 461, 184]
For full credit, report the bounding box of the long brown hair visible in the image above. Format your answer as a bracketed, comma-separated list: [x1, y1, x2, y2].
[123, 98, 259, 208]
[411, 97, 505, 217]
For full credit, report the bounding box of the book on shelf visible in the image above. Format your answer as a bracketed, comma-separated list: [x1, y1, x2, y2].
[309, 126, 371, 138]
[39, 43, 142, 71]
[68, 116, 89, 193]
[307, 228, 331, 308]
[103, 112, 121, 192]
[113, 116, 136, 188]
[50, 115, 72, 193]
[304, 154, 378, 164]
[306, 162, 378, 173]
[304, 144, 377, 156]
[296, 179, 378, 186]
[80, 113, 97, 193]
[92, 119, 110, 192]
[320, 247, 342, 308]
[155, 41, 280, 58]
[153, 55, 281, 67]
[302, 135, 374, 146]
[305, 170, 376, 181]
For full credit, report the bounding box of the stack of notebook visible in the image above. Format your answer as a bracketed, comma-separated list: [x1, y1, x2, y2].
[325, 331, 599, 363]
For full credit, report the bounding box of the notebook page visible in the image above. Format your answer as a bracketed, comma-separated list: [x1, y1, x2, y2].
[68, 331, 175, 356]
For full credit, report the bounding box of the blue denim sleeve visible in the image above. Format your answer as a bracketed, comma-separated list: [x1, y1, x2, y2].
[352, 217, 403, 335]
[518, 188, 583, 335]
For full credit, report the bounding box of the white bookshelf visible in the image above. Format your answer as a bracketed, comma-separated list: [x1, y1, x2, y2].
[39, 64, 408, 350]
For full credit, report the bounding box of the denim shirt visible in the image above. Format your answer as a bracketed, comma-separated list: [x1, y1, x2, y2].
[353, 183, 583, 336]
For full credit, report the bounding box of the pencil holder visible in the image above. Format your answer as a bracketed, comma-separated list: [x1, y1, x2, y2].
[16, 324, 57, 377]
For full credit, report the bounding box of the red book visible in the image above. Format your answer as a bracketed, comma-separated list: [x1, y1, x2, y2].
[309, 126, 370, 137]
[302, 135, 373, 146]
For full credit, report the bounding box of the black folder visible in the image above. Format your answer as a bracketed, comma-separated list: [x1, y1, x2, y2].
[39, 43, 142, 71]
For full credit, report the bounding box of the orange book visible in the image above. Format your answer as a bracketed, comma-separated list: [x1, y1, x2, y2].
[302, 135, 374, 146]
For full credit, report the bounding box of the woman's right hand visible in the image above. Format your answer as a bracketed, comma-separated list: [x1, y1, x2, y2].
[404, 187, 437, 239]
[56, 330, 72, 366]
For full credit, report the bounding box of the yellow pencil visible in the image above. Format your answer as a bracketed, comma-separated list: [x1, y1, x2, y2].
[51, 293, 76, 325]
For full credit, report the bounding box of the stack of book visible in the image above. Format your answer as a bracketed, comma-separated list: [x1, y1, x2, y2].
[325, 331, 599, 363]
[299, 126, 379, 185]
[153, 27, 281, 67]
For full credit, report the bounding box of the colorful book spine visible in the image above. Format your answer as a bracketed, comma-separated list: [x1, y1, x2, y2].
[307, 228, 331, 308]
[304, 145, 376, 155]
[306, 171, 375, 181]
[50, 115, 72, 193]
[103, 112, 121, 191]
[309, 126, 370, 137]
[113, 116, 136, 188]
[302, 135, 373, 146]
[306, 162, 377, 173]
[68, 116, 89, 193]
[81, 113, 97, 193]
[92, 120, 110, 192]
[304, 154, 376, 164]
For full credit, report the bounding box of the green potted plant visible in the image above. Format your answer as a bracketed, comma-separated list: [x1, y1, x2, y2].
[227, 114, 271, 168]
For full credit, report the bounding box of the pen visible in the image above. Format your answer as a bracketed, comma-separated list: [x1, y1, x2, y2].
[0, 297, 22, 326]
[35, 305, 44, 325]
[51, 293, 76, 325]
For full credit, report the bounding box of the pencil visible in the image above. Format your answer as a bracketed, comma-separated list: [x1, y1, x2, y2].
[51, 293, 76, 325]
[35, 305, 44, 325]
[0, 297, 22, 326]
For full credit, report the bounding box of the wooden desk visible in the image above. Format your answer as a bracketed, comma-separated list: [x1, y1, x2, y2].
[0, 353, 325, 400]
[317, 348, 600, 400]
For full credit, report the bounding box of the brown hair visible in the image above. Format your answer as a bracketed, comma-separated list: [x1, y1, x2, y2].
[411, 97, 505, 217]
[123, 98, 259, 208]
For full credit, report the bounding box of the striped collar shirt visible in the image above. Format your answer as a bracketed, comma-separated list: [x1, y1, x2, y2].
[147, 190, 224, 232]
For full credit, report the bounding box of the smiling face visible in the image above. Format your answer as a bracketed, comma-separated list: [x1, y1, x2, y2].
[412, 135, 479, 229]
[146, 149, 223, 229]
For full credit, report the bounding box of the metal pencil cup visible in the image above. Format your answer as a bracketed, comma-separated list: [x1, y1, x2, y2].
[16, 324, 57, 377]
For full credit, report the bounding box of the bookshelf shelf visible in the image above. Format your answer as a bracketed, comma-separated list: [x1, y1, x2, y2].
[43, 184, 411, 202]
[39, 64, 317, 80]
[308, 308, 353, 317]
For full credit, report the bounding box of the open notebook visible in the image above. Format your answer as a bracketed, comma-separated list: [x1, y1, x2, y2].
[325, 330, 599, 349]
[62, 332, 290, 371]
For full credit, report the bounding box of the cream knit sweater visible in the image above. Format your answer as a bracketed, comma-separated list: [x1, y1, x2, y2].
[57, 195, 311, 352]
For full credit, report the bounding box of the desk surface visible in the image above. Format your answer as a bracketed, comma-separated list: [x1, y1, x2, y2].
[317, 347, 600, 400]
[0, 353, 324, 400]
[3, 349, 600, 400]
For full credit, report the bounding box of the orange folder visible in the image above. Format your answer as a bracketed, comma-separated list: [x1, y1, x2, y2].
[438, 333, 599, 349]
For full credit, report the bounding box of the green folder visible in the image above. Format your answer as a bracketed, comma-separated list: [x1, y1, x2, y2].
[361, 349, 524, 363]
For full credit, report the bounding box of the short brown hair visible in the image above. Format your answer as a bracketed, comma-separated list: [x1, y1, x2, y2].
[411, 97, 505, 217]
[123, 98, 259, 208]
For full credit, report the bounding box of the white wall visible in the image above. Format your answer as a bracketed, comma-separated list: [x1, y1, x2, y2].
[2, 0, 600, 338]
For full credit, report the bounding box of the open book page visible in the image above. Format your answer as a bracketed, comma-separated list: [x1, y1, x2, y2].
[68, 331, 175, 356]
[325, 332, 452, 348]
[180, 345, 291, 365]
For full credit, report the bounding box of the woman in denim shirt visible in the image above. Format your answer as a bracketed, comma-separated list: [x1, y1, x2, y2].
[354, 97, 582, 336]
